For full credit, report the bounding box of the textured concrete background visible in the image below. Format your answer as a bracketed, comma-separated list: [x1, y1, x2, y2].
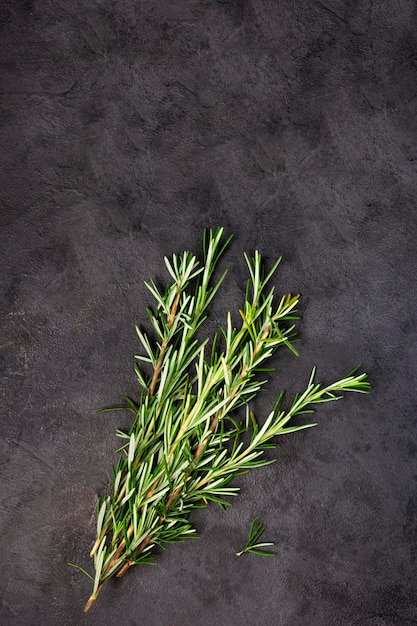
[1, 1, 417, 624]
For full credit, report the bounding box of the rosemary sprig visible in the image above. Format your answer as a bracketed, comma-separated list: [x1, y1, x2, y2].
[236, 517, 275, 557]
[80, 227, 370, 612]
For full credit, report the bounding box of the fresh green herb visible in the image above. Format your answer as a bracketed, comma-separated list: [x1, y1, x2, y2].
[236, 517, 275, 557]
[67, 562, 94, 582]
[80, 227, 370, 612]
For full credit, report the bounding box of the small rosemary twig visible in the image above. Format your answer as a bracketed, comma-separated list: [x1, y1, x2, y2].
[236, 517, 275, 557]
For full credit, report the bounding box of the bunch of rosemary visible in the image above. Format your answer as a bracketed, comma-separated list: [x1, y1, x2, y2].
[81, 228, 370, 611]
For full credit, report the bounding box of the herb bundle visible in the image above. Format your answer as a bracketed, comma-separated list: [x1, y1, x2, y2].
[81, 228, 370, 612]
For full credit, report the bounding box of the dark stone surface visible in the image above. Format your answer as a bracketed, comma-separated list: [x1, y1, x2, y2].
[1, 1, 417, 624]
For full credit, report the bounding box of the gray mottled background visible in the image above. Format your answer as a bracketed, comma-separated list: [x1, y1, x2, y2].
[1, 1, 417, 624]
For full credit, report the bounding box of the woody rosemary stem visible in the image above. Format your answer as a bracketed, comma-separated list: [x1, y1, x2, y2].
[149, 292, 180, 397]
[84, 291, 182, 612]
[80, 228, 370, 612]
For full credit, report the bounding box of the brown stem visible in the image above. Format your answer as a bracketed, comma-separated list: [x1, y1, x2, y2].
[104, 524, 134, 574]
[165, 485, 183, 510]
[84, 595, 96, 613]
[193, 413, 221, 460]
[149, 338, 167, 396]
[116, 559, 133, 577]
[149, 291, 181, 396]
[116, 534, 153, 578]
[254, 322, 271, 357]
[84, 581, 104, 613]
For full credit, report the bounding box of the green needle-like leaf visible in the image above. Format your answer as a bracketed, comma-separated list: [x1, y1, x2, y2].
[67, 562, 94, 582]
